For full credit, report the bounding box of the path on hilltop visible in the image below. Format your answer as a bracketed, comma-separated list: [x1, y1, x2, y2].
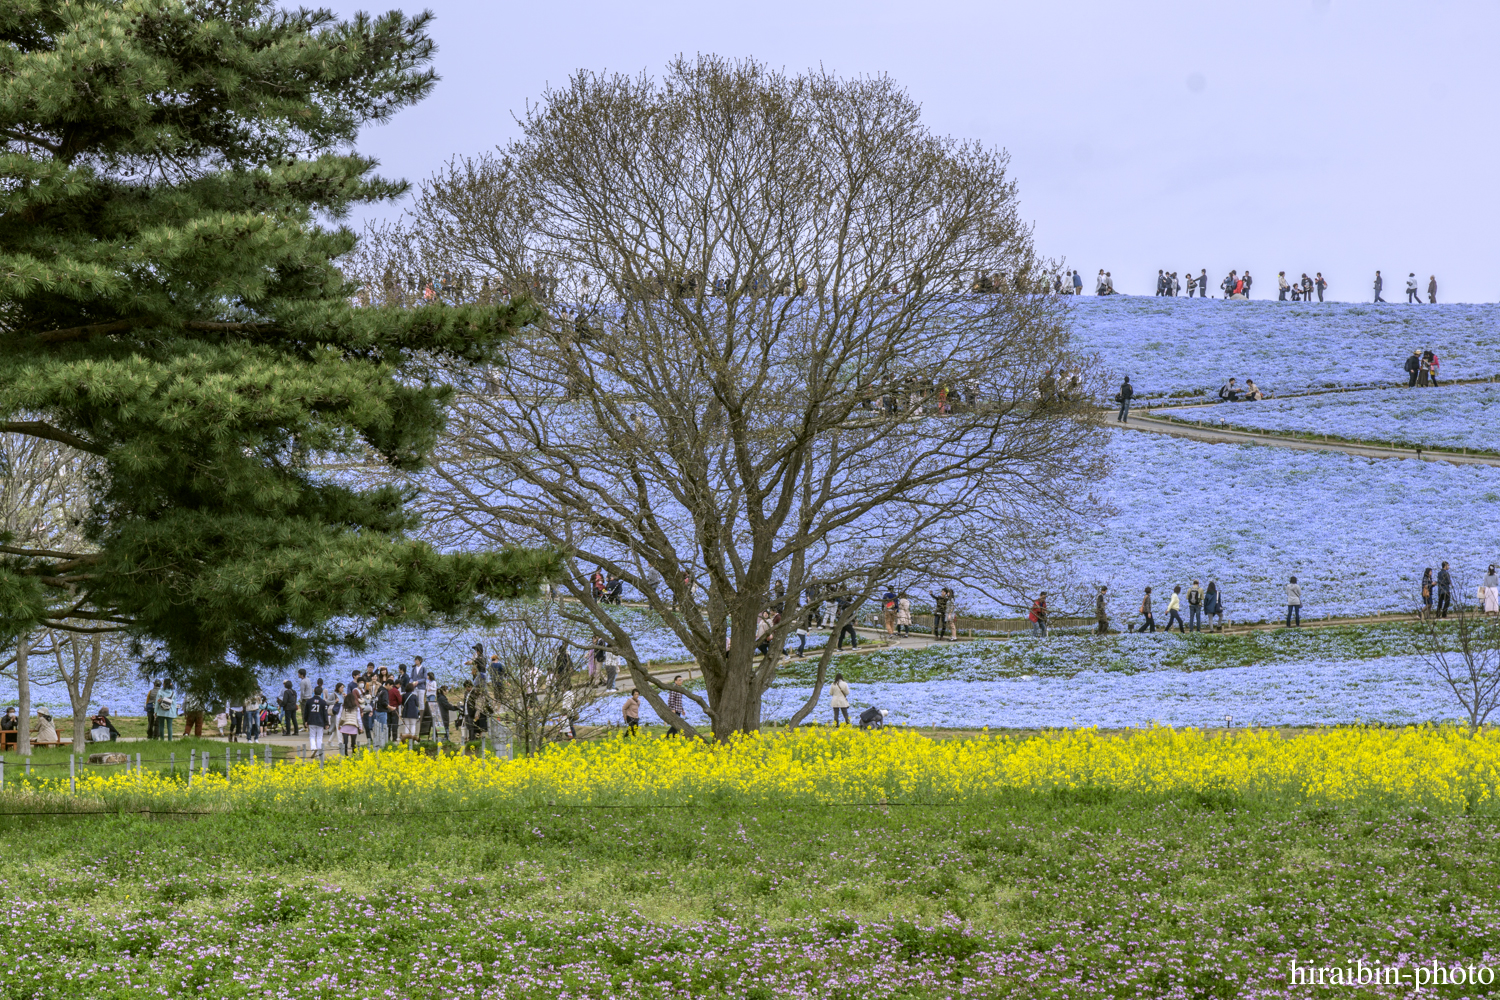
[1115, 412, 1500, 467]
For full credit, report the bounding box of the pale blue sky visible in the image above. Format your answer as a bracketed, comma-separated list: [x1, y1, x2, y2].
[345, 0, 1498, 302]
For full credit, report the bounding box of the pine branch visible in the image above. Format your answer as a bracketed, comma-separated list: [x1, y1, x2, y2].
[35, 319, 142, 344]
[38, 621, 129, 635]
[0, 128, 61, 154]
[0, 544, 93, 560]
[0, 422, 107, 455]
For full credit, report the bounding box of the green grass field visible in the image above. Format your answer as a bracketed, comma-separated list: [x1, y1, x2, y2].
[2, 786, 1496, 998]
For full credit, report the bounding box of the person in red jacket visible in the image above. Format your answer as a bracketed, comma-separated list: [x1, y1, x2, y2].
[1029, 593, 1049, 638]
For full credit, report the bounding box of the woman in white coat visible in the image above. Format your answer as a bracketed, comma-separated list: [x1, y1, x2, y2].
[1484, 565, 1499, 614]
[829, 672, 851, 727]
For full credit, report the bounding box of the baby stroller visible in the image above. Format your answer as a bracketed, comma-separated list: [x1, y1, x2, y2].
[261, 706, 281, 732]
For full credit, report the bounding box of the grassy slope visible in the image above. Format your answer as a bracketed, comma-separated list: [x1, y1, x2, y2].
[1, 792, 1495, 998]
[776, 623, 1436, 685]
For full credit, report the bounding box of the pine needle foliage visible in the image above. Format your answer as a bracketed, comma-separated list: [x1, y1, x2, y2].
[0, 0, 555, 692]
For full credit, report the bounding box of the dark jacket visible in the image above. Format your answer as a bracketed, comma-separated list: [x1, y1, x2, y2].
[401, 691, 422, 720]
[1404, 354, 1420, 374]
[1437, 568, 1452, 594]
[305, 695, 329, 728]
[1119, 380, 1134, 400]
[1202, 589, 1220, 615]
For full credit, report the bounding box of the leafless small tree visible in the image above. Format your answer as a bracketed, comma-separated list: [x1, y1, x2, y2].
[1416, 576, 1500, 730]
[467, 603, 609, 754]
[34, 628, 135, 752]
[349, 57, 1110, 739]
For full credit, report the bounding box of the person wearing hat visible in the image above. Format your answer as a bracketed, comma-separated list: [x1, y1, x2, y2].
[33, 708, 58, 745]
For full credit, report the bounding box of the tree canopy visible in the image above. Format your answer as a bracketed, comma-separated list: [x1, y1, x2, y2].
[354, 57, 1108, 737]
[0, 0, 554, 693]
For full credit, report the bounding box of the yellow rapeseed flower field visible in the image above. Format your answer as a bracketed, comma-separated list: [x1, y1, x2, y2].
[18, 725, 1500, 812]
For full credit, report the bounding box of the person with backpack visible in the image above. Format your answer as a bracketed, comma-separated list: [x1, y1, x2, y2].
[1186, 580, 1204, 632]
[1404, 350, 1421, 387]
[1203, 582, 1223, 631]
[1134, 587, 1157, 633]
[1116, 376, 1134, 423]
[305, 688, 329, 756]
[156, 680, 178, 741]
[1285, 575, 1303, 627]
[145, 681, 159, 740]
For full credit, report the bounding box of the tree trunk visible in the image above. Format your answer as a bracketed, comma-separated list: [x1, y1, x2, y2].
[706, 664, 763, 740]
[15, 635, 30, 757]
[68, 637, 101, 755]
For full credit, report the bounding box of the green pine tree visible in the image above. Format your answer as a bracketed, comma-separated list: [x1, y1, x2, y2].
[0, 0, 554, 693]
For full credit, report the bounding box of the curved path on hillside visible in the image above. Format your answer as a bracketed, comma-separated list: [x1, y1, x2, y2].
[1116, 412, 1500, 467]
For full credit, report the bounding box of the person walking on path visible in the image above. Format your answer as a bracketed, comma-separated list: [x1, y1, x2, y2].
[1437, 562, 1453, 618]
[1186, 580, 1204, 632]
[1095, 585, 1109, 634]
[305, 687, 328, 756]
[1203, 581, 1223, 631]
[1029, 593, 1049, 637]
[1373, 271, 1385, 303]
[1428, 275, 1438, 303]
[1406, 273, 1421, 304]
[829, 672, 851, 727]
[279, 680, 299, 735]
[896, 593, 912, 636]
[1134, 587, 1157, 633]
[337, 690, 362, 756]
[622, 692, 640, 735]
[1165, 585, 1186, 632]
[882, 587, 898, 637]
[1116, 377, 1134, 423]
[836, 595, 860, 649]
[145, 681, 159, 740]
[1284, 575, 1303, 627]
[1315, 273, 1327, 301]
[1484, 566, 1500, 615]
[298, 668, 312, 734]
[1420, 568, 1435, 616]
[156, 680, 178, 741]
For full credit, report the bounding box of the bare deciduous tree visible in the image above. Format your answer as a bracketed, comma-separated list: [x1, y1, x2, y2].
[2, 434, 113, 754]
[1416, 577, 1500, 731]
[464, 603, 609, 754]
[350, 57, 1110, 738]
